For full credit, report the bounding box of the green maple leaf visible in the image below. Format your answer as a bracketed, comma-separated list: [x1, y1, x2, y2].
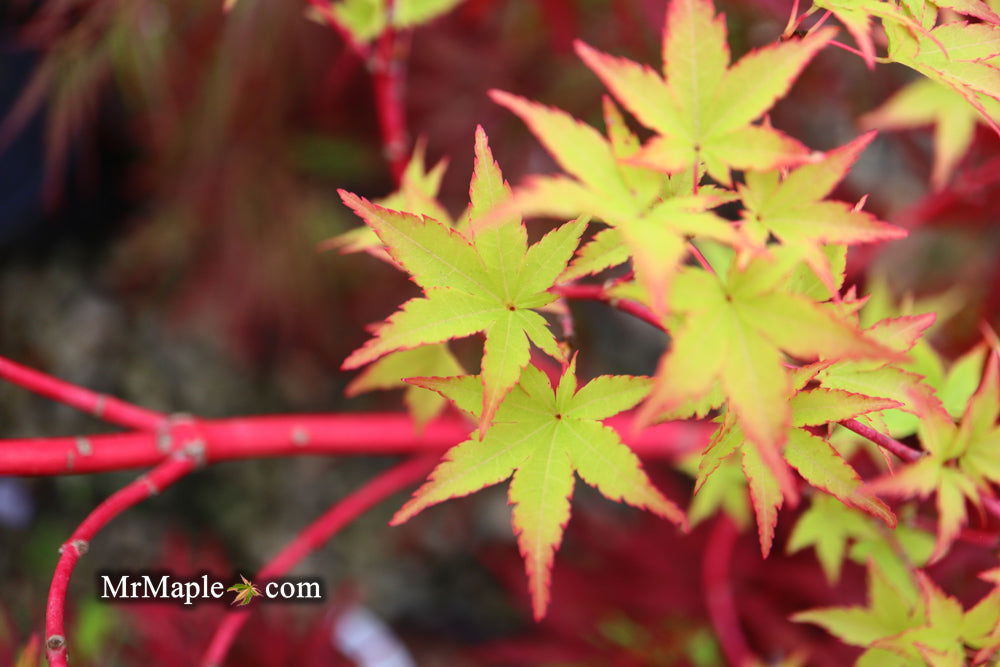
[787, 494, 933, 584]
[868, 353, 1000, 561]
[885, 18, 1000, 135]
[489, 90, 738, 317]
[640, 254, 899, 509]
[798, 561, 1000, 666]
[696, 385, 897, 556]
[573, 0, 835, 185]
[341, 128, 584, 432]
[739, 132, 906, 293]
[390, 360, 686, 619]
[812, 0, 939, 69]
[327, 139, 451, 257]
[862, 77, 1000, 189]
[346, 343, 463, 428]
[680, 452, 751, 530]
[794, 561, 928, 665]
[321, 0, 464, 43]
[227, 575, 261, 607]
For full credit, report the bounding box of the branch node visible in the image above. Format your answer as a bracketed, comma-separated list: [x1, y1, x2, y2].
[180, 439, 207, 468]
[291, 427, 310, 447]
[46, 635, 65, 651]
[142, 476, 160, 496]
[58, 539, 88, 556]
[93, 394, 106, 418]
[75, 437, 92, 456]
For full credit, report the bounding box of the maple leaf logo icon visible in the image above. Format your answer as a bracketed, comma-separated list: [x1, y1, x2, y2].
[227, 575, 261, 607]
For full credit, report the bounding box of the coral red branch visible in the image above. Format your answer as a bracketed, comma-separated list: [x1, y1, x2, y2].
[704, 515, 751, 665]
[371, 4, 409, 185]
[0, 413, 711, 476]
[200, 454, 438, 667]
[44, 453, 197, 666]
[553, 283, 662, 330]
[0, 355, 165, 431]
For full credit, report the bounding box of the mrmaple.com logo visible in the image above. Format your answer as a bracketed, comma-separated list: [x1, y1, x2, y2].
[97, 571, 324, 606]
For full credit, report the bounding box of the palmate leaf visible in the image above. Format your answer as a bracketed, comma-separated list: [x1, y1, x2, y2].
[326, 139, 451, 257]
[390, 361, 686, 619]
[345, 343, 463, 428]
[341, 128, 584, 432]
[642, 254, 900, 506]
[319, 0, 464, 43]
[862, 78, 1000, 189]
[489, 90, 738, 317]
[796, 561, 1000, 666]
[574, 0, 835, 185]
[885, 18, 1000, 134]
[739, 132, 907, 293]
[788, 494, 934, 585]
[868, 354, 1000, 561]
[696, 387, 897, 556]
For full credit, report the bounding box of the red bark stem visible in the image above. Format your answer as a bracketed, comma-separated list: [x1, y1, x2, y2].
[0, 355, 165, 431]
[840, 418, 922, 463]
[200, 454, 438, 667]
[553, 283, 663, 330]
[0, 413, 712, 476]
[44, 453, 197, 666]
[371, 0, 409, 185]
[304, 0, 370, 57]
[704, 515, 751, 666]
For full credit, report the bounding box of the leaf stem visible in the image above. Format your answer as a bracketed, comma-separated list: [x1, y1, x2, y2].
[0, 355, 166, 431]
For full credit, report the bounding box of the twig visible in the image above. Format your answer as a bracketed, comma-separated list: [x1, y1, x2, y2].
[839, 418, 921, 463]
[704, 515, 751, 666]
[371, 0, 409, 184]
[200, 454, 438, 667]
[0, 413, 711, 476]
[553, 283, 662, 330]
[44, 453, 198, 666]
[0, 355, 165, 431]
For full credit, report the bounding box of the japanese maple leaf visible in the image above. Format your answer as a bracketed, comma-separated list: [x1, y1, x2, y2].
[696, 383, 898, 556]
[862, 78, 1000, 189]
[341, 130, 584, 432]
[885, 19, 1000, 135]
[227, 575, 261, 607]
[787, 494, 934, 584]
[797, 562, 1000, 666]
[489, 90, 738, 317]
[739, 132, 907, 293]
[346, 343, 463, 429]
[868, 352, 1000, 561]
[326, 139, 452, 257]
[640, 254, 900, 502]
[390, 361, 686, 619]
[573, 0, 835, 185]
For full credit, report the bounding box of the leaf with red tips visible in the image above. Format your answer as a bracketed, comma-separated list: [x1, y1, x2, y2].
[393, 362, 685, 619]
[642, 255, 900, 505]
[346, 343, 464, 429]
[862, 78, 1000, 189]
[739, 133, 907, 293]
[575, 0, 834, 183]
[340, 129, 585, 434]
[490, 88, 738, 317]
